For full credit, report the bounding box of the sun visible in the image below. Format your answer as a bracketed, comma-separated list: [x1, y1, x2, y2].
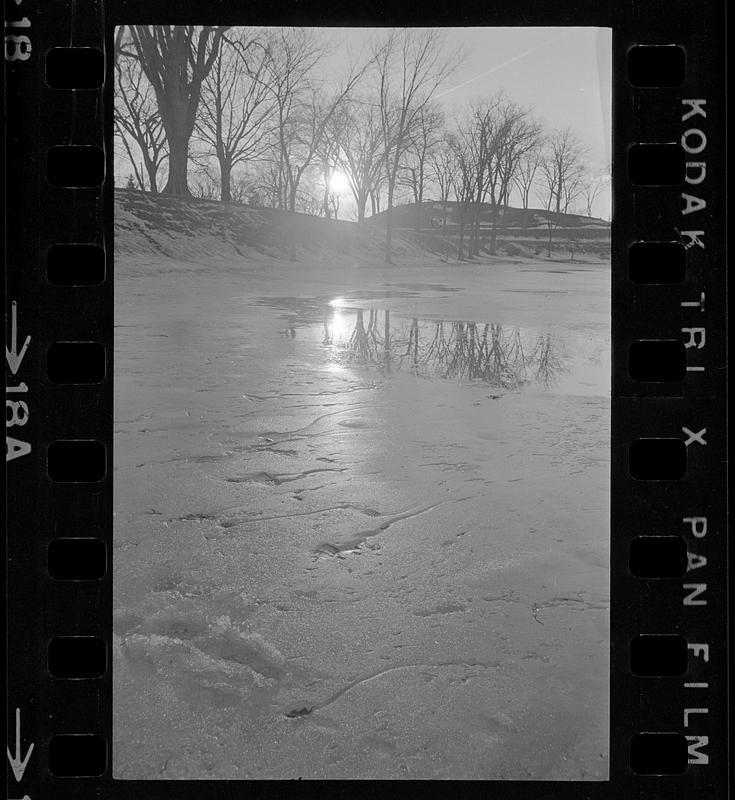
[328, 170, 350, 194]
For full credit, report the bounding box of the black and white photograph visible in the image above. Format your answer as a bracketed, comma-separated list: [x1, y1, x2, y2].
[112, 25, 612, 780]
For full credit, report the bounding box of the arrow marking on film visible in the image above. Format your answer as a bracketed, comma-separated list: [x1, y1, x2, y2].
[7, 708, 35, 782]
[6, 302, 31, 376]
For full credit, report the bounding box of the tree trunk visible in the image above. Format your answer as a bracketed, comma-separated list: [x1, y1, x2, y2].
[130, 26, 228, 198]
[219, 157, 232, 202]
[471, 208, 480, 257]
[288, 179, 298, 213]
[163, 131, 191, 195]
[383, 309, 391, 369]
[357, 195, 367, 223]
[322, 160, 331, 219]
[384, 181, 395, 264]
[489, 205, 500, 255]
[470, 189, 483, 257]
[141, 152, 159, 194]
[147, 165, 158, 194]
[159, 91, 194, 195]
[413, 182, 421, 231]
[415, 167, 424, 231]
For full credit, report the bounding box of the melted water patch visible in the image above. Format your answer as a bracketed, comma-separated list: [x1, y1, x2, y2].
[293, 305, 609, 396]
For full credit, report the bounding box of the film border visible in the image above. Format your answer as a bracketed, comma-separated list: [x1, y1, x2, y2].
[4, 0, 727, 796]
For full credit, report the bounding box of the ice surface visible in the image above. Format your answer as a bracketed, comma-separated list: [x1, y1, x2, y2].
[114, 251, 609, 779]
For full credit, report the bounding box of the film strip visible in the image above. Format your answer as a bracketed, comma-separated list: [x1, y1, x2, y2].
[5, 0, 727, 796]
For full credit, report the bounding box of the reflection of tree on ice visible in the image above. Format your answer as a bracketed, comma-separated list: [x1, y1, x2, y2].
[530, 333, 564, 386]
[383, 310, 391, 371]
[406, 318, 420, 368]
[330, 310, 565, 389]
[347, 310, 374, 363]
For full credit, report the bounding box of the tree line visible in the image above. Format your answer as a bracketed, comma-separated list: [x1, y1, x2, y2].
[115, 26, 609, 262]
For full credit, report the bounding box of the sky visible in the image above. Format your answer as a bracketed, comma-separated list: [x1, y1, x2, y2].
[316, 27, 612, 218]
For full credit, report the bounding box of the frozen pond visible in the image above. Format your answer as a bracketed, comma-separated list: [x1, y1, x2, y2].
[113, 256, 610, 780]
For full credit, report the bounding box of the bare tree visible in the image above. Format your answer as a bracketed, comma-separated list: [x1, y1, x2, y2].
[195, 30, 274, 202]
[427, 135, 458, 228]
[255, 29, 327, 211]
[319, 151, 340, 220]
[460, 95, 503, 257]
[369, 173, 387, 217]
[455, 96, 541, 257]
[579, 170, 608, 218]
[332, 99, 386, 222]
[534, 173, 558, 259]
[373, 29, 461, 263]
[447, 129, 476, 261]
[125, 25, 228, 195]
[114, 42, 168, 192]
[281, 76, 365, 214]
[398, 103, 445, 229]
[190, 165, 219, 200]
[538, 126, 588, 214]
[486, 102, 541, 253]
[229, 170, 257, 204]
[512, 144, 543, 210]
[561, 163, 585, 214]
[313, 111, 342, 219]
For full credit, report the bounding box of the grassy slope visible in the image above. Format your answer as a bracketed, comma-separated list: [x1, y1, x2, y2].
[115, 189, 610, 264]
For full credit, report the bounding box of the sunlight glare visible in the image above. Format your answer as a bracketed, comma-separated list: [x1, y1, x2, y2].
[330, 307, 352, 343]
[328, 170, 350, 194]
